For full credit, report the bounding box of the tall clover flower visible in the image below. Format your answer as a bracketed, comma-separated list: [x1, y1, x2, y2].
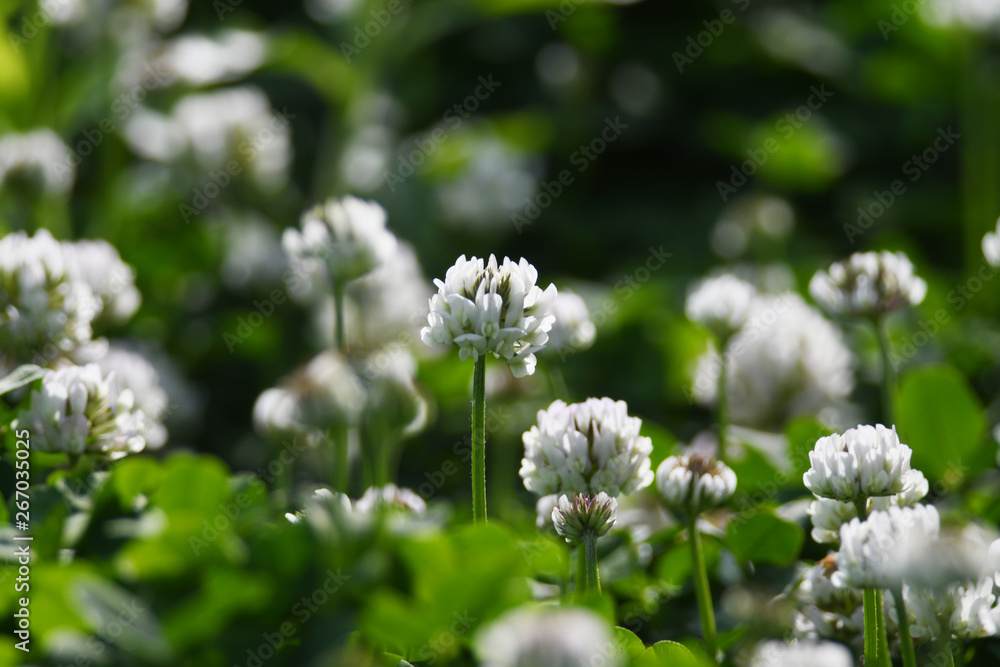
[810, 250, 926, 423]
[15, 364, 147, 461]
[804, 423, 918, 667]
[685, 274, 756, 456]
[283, 196, 398, 349]
[423, 254, 557, 522]
[656, 453, 737, 660]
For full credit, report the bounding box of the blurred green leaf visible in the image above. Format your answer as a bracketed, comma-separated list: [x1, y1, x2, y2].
[637, 640, 698, 667]
[725, 511, 803, 566]
[896, 364, 988, 485]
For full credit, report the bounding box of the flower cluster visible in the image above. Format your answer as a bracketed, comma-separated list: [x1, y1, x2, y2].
[656, 453, 737, 514]
[475, 606, 621, 667]
[520, 397, 654, 497]
[15, 364, 147, 459]
[809, 250, 927, 318]
[807, 469, 928, 544]
[551, 492, 618, 545]
[421, 254, 557, 378]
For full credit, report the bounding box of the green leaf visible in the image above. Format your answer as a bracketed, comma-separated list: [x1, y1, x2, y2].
[613, 626, 646, 659]
[726, 511, 803, 566]
[636, 640, 698, 667]
[785, 416, 834, 484]
[896, 364, 988, 485]
[0, 364, 46, 396]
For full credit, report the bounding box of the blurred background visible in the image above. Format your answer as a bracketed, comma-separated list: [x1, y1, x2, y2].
[2, 0, 999, 515]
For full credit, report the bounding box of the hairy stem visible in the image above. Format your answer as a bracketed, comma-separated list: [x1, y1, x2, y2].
[892, 588, 918, 667]
[583, 531, 601, 594]
[471, 356, 487, 523]
[687, 510, 718, 663]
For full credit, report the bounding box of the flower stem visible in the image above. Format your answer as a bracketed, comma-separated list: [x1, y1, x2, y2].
[333, 280, 346, 351]
[716, 346, 729, 460]
[687, 510, 718, 663]
[576, 544, 587, 597]
[892, 587, 918, 667]
[471, 356, 487, 523]
[875, 317, 896, 425]
[875, 589, 892, 667]
[861, 588, 880, 667]
[582, 531, 601, 594]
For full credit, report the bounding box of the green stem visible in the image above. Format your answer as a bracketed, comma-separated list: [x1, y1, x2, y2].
[875, 317, 896, 425]
[333, 281, 346, 351]
[892, 588, 917, 667]
[875, 589, 892, 667]
[582, 531, 600, 594]
[716, 346, 729, 460]
[471, 356, 487, 523]
[687, 510, 718, 663]
[862, 588, 880, 667]
[575, 544, 586, 597]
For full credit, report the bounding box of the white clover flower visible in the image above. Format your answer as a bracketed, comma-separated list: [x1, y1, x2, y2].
[692, 294, 854, 429]
[519, 397, 653, 497]
[124, 86, 290, 189]
[0, 129, 74, 195]
[989, 539, 1000, 588]
[0, 230, 97, 365]
[282, 197, 398, 285]
[421, 254, 558, 378]
[354, 484, 427, 515]
[904, 578, 999, 641]
[790, 557, 863, 642]
[685, 273, 757, 340]
[15, 364, 146, 459]
[803, 424, 913, 502]
[810, 250, 927, 318]
[353, 347, 427, 436]
[97, 345, 170, 449]
[475, 606, 621, 667]
[252, 351, 365, 441]
[749, 639, 854, 667]
[834, 504, 940, 590]
[983, 217, 1000, 267]
[63, 239, 141, 324]
[656, 453, 736, 514]
[808, 469, 928, 544]
[551, 492, 618, 545]
[545, 289, 596, 356]
[152, 30, 267, 87]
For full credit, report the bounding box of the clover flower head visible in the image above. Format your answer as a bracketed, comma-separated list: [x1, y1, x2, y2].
[904, 578, 999, 641]
[475, 606, 621, 667]
[692, 294, 854, 429]
[810, 250, 927, 318]
[353, 347, 427, 436]
[354, 484, 427, 515]
[834, 504, 940, 590]
[421, 254, 557, 378]
[97, 345, 170, 449]
[685, 273, 757, 340]
[0, 230, 98, 365]
[656, 453, 736, 514]
[63, 239, 141, 323]
[749, 639, 854, 667]
[551, 492, 618, 545]
[808, 469, 928, 544]
[535, 494, 559, 532]
[252, 350, 365, 441]
[0, 129, 75, 195]
[803, 424, 913, 502]
[984, 217, 1000, 267]
[789, 556, 864, 643]
[545, 289, 596, 356]
[15, 363, 147, 459]
[282, 196, 397, 284]
[519, 397, 653, 497]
